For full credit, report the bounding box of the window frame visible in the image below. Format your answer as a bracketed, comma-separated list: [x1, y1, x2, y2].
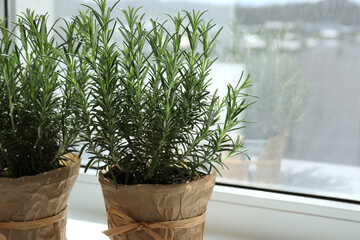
[2, 1, 359, 238]
[216, 181, 360, 205]
[4, 0, 359, 205]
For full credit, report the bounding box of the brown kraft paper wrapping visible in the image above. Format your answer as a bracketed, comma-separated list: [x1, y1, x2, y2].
[99, 172, 216, 240]
[0, 154, 81, 240]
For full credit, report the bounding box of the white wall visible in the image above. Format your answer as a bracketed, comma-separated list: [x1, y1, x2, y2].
[10, 0, 55, 25]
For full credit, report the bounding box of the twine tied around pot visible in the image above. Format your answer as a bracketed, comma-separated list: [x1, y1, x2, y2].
[104, 208, 207, 240]
[0, 206, 68, 240]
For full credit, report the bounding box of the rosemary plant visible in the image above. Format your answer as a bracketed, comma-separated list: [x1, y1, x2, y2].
[77, 0, 253, 185]
[0, 11, 81, 178]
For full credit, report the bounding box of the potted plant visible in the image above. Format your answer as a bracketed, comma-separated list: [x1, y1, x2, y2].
[0, 10, 83, 240]
[75, 1, 252, 239]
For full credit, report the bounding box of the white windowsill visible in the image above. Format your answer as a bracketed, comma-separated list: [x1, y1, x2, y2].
[67, 218, 107, 240]
[66, 217, 242, 240]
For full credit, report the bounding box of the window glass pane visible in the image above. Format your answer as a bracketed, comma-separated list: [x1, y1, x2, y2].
[217, 0, 360, 202]
[8, 0, 360, 201]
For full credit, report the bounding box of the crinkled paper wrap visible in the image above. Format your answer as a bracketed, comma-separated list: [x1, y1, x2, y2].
[0, 154, 81, 240]
[99, 172, 216, 240]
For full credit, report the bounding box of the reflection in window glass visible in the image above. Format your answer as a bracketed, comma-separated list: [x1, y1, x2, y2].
[8, 0, 360, 201]
[218, 0, 360, 202]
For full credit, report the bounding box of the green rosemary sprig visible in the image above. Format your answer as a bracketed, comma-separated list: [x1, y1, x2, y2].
[77, 0, 253, 185]
[0, 10, 81, 177]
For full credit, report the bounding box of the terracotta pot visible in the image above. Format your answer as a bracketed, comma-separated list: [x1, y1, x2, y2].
[0, 154, 81, 240]
[99, 172, 216, 240]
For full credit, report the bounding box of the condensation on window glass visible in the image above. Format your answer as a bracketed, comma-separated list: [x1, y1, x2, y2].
[8, 0, 360, 201]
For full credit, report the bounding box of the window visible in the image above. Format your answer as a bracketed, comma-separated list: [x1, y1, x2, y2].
[4, 1, 360, 239]
[5, 0, 359, 203]
[213, 0, 360, 203]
